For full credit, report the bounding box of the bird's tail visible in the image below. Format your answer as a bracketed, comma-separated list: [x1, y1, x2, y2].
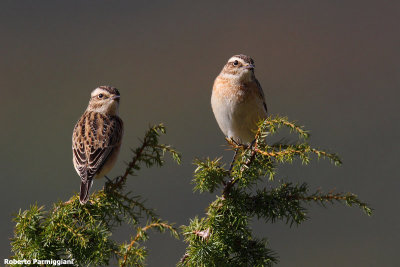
[79, 179, 93, 204]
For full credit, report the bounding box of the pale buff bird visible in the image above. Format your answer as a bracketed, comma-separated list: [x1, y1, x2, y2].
[211, 54, 268, 145]
[72, 86, 123, 204]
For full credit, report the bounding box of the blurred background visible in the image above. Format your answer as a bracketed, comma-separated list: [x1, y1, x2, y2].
[1, 1, 399, 266]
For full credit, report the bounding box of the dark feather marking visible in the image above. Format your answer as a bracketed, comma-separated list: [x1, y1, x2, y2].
[73, 111, 123, 204]
[102, 122, 107, 136]
[233, 54, 254, 65]
[92, 113, 98, 138]
[80, 179, 93, 204]
[255, 78, 268, 114]
[80, 116, 86, 136]
[98, 85, 120, 96]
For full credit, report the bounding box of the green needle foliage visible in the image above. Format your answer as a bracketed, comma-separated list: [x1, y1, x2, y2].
[179, 116, 372, 267]
[10, 124, 181, 267]
[9, 118, 372, 266]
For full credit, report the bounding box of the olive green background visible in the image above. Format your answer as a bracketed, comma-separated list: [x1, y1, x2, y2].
[1, 1, 399, 266]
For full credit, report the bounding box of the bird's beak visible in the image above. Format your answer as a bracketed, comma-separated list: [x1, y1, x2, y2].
[111, 95, 120, 101]
[244, 64, 255, 70]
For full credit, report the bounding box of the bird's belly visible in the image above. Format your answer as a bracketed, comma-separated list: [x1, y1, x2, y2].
[211, 91, 266, 144]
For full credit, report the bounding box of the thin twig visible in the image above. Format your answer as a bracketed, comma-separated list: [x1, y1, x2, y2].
[180, 253, 189, 264]
[228, 148, 239, 173]
[223, 129, 262, 197]
[121, 222, 172, 267]
[112, 139, 149, 190]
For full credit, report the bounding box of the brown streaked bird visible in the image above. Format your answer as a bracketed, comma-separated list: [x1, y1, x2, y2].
[211, 54, 268, 145]
[72, 86, 124, 204]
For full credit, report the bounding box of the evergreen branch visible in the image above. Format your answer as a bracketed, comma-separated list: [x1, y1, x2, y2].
[223, 147, 257, 197]
[223, 129, 262, 197]
[117, 135, 151, 188]
[193, 157, 229, 193]
[154, 144, 182, 164]
[232, 182, 372, 227]
[121, 221, 178, 267]
[254, 145, 342, 166]
[110, 124, 181, 190]
[184, 116, 371, 266]
[226, 140, 341, 167]
[11, 123, 180, 266]
[232, 184, 310, 226]
[296, 190, 373, 216]
[260, 116, 310, 139]
[179, 198, 278, 266]
[105, 190, 157, 221]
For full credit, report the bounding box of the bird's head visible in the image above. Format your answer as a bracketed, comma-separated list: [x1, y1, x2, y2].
[220, 54, 256, 83]
[87, 86, 121, 115]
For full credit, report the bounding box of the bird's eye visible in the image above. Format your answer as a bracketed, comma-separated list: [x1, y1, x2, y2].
[98, 94, 104, 99]
[233, 60, 239, 66]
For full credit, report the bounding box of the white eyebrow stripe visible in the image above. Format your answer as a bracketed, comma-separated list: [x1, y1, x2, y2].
[228, 57, 246, 64]
[91, 88, 108, 97]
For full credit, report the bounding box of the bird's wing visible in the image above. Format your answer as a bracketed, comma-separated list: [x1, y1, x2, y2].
[72, 113, 123, 183]
[255, 78, 268, 114]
